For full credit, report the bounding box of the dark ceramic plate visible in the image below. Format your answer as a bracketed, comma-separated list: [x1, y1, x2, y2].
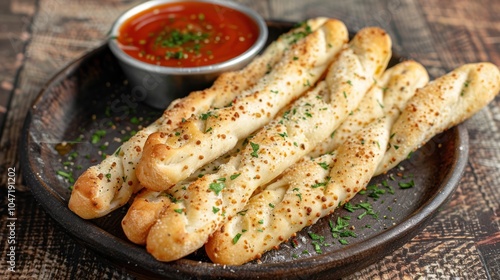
[21, 21, 468, 280]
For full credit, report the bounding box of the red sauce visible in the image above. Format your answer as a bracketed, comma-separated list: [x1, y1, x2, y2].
[117, 1, 259, 68]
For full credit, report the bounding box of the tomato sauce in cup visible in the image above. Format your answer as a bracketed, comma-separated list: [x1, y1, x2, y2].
[116, 1, 259, 68]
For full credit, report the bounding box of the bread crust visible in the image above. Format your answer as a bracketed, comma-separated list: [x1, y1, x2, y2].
[68, 18, 328, 219]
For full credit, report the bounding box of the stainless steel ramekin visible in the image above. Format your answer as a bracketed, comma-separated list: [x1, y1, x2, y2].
[108, 0, 268, 109]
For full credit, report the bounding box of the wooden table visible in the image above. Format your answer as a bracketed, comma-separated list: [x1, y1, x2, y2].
[1, 0, 499, 279]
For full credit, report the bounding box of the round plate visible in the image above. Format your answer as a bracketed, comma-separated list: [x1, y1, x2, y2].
[21, 21, 468, 279]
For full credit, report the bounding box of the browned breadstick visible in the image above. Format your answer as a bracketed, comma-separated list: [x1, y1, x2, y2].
[205, 62, 499, 265]
[135, 19, 350, 191]
[68, 18, 328, 219]
[121, 27, 392, 261]
[205, 60, 429, 265]
[375, 62, 500, 175]
[309, 60, 429, 157]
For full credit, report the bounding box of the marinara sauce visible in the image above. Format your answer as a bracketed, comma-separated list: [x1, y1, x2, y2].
[116, 1, 259, 67]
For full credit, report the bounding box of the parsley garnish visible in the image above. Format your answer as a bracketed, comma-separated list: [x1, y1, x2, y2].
[91, 130, 106, 144]
[343, 202, 378, 219]
[398, 179, 415, 189]
[311, 182, 327, 189]
[329, 216, 357, 245]
[293, 188, 302, 201]
[200, 111, 215, 120]
[278, 132, 288, 138]
[308, 232, 326, 254]
[209, 181, 225, 195]
[286, 22, 313, 45]
[130, 116, 140, 124]
[230, 173, 241, 180]
[250, 142, 260, 158]
[318, 162, 329, 170]
[232, 233, 242, 244]
[237, 210, 248, 216]
[57, 170, 75, 183]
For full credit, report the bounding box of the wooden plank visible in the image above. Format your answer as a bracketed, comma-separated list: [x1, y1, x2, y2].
[0, 0, 36, 164]
[0, 193, 134, 278]
[415, 0, 500, 278]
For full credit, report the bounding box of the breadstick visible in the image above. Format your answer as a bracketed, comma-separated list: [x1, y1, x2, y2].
[122, 27, 392, 261]
[205, 60, 428, 265]
[309, 60, 429, 157]
[122, 82, 325, 245]
[375, 62, 500, 175]
[206, 116, 393, 265]
[68, 18, 328, 219]
[206, 62, 500, 265]
[135, 19, 350, 191]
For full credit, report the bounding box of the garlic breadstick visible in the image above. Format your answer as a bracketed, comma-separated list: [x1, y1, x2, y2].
[136, 19, 350, 191]
[206, 62, 500, 265]
[68, 18, 328, 219]
[205, 60, 428, 265]
[375, 62, 500, 175]
[122, 27, 392, 261]
[309, 60, 429, 157]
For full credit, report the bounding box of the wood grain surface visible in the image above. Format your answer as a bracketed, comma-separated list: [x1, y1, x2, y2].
[1, 0, 499, 279]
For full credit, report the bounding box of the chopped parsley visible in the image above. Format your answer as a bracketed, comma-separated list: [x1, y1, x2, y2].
[308, 232, 326, 254]
[200, 111, 215, 120]
[209, 180, 225, 195]
[461, 80, 470, 96]
[293, 188, 302, 201]
[278, 132, 288, 138]
[57, 170, 75, 183]
[285, 21, 313, 45]
[91, 130, 106, 144]
[163, 193, 179, 203]
[130, 116, 140, 124]
[232, 233, 243, 244]
[398, 179, 415, 189]
[250, 142, 260, 158]
[311, 176, 331, 189]
[318, 162, 329, 170]
[230, 173, 241, 180]
[237, 210, 248, 216]
[343, 201, 378, 219]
